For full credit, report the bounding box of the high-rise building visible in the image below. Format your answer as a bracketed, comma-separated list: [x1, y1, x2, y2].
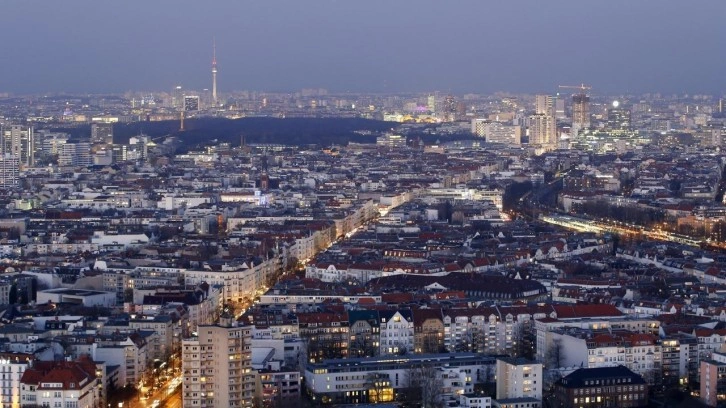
[212, 40, 218, 107]
[0, 154, 19, 187]
[91, 123, 114, 146]
[1, 125, 34, 167]
[471, 119, 521, 145]
[528, 114, 556, 147]
[427, 94, 436, 113]
[36, 130, 69, 156]
[606, 101, 632, 130]
[555, 95, 566, 120]
[110, 144, 128, 163]
[184, 95, 200, 112]
[58, 142, 92, 167]
[535, 94, 556, 117]
[471, 118, 488, 137]
[172, 85, 184, 109]
[700, 351, 726, 407]
[182, 320, 254, 408]
[572, 93, 591, 131]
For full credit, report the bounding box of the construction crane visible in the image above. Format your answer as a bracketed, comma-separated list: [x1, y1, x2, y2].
[558, 84, 592, 92]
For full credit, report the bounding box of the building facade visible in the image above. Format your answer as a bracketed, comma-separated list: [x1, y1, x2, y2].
[182, 319, 254, 408]
[554, 365, 648, 408]
[495, 357, 543, 404]
[700, 351, 726, 407]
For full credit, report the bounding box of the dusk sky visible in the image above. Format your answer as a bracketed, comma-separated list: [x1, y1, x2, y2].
[2, 0, 726, 95]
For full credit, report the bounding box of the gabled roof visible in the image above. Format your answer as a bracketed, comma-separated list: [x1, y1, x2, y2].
[20, 360, 96, 391]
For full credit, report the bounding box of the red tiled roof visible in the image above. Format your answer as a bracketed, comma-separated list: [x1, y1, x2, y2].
[553, 304, 623, 319]
[20, 360, 96, 391]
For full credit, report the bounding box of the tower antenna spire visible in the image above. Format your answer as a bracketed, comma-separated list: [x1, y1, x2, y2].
[212, 37, 218, 107]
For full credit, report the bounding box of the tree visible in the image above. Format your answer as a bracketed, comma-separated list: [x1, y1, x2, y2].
[349, 334, 379, 358]
[123, 288, 134, 303]
[8, 283, 17, 305]
[546, 338, 564, 369]
[405, 364, 444, 408]
[421, 331, 444, 354]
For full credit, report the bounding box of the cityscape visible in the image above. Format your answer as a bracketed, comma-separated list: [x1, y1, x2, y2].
[3, 2, 726, 408]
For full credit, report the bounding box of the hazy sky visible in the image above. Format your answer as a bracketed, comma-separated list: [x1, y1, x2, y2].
[2, 0, 726, 95]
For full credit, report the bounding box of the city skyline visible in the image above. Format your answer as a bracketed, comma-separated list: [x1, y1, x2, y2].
[1, 0, 726, 95]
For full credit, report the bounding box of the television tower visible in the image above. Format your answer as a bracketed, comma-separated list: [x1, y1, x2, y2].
[212, 38, 218, 107]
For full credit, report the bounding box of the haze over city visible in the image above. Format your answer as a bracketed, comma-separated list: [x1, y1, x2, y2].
[2, 0, 726, 94]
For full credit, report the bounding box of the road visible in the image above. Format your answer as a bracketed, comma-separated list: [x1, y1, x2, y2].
[122, 375, 181, 408]
[163, 393, 182, 408]
[540, 214, 703, 247]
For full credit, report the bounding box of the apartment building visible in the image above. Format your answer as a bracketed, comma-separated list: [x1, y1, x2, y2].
[701, 351, 726, 407]
[182, 319, 254, 408]
[379, 310, 414, 356]
[0, 352, 32, 408]
[304, 353, 497, 405]
[495, 357, 543, 406]
[19, 360, 99, 408]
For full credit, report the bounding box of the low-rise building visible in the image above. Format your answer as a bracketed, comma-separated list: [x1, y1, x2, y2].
[20, 359, 100, 408]
[553, 365, 648, 408]
[303, 353, 497, 405]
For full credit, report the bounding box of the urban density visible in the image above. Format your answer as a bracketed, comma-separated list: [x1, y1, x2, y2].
[2, 3, 726, 408]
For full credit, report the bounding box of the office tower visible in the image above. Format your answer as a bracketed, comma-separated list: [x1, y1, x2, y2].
[110, 144, 128, 163]
[184, 95, 200, 112]
[1, 125, 34, 167]
[128, 135, 151, 161]
[555, 95, 566, 119]
[471, 119, 521, 144]
[528, 114, 556, 147]
[471, 118, 488, 137]
[91, 123, 114, 146]
[58, 142, 92, 167]
[606, 101, 632, 130]
[442, 95, 456, 121]
[182, 320, 254, 408]
[172, 85, 184, 109]
[486, 123, 522, 145]
[572, 93, 591, 130]
[0, 154, 19, 187]
[535, 94, 556, 117]
[212, 40, 218, 107]
[427, 94, 436, 113]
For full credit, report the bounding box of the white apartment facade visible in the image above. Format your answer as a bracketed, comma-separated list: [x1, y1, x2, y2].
[495, 358, 543, 402]
[379, 311, 414, 356]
